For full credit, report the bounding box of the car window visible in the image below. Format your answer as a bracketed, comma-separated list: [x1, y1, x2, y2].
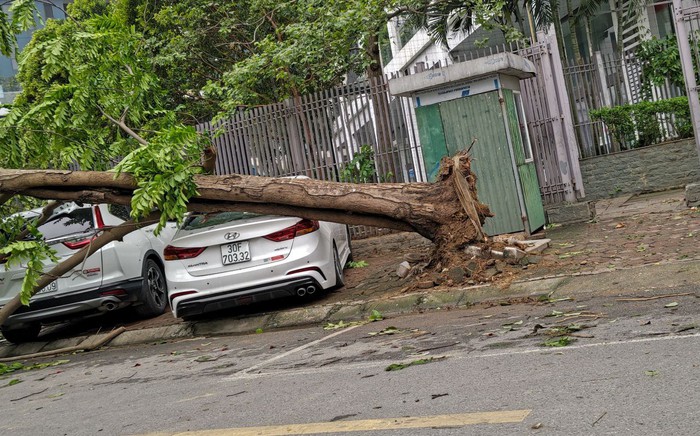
[108, 204, 131, 221]
[37, 208, 94, 241]
[182, 212, 261, 230]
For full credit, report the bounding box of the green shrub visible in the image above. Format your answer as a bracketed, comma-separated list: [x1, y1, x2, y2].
[590, 105, 635, 148]
[590, 97, 692, 149]
[340, 145, 376, 183]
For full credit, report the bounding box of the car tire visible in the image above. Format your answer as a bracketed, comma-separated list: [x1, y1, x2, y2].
[134, 258, 168, 317]
[345, 226, 354, 263]
[333, 244, 345, 289]
[1, 322, 41, 344]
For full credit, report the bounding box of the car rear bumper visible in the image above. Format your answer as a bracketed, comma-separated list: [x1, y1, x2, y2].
[2, 278, 143, 327]
[173, 277, 322, 319]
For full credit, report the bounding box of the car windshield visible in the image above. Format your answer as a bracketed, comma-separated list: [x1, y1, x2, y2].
[182, 212, 261, 230]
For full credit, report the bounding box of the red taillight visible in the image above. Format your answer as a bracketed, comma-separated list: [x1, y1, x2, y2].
[263, 219, 320, 242]
[93, 206, 105, 229]
[63, 206, 104, 250]
[164, 245, 206, 260]
[63, 237, 96, 249]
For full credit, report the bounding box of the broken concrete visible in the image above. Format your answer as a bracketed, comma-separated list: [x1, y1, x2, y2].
[396, 261, 411, 278]
[685, 183, 700, 207]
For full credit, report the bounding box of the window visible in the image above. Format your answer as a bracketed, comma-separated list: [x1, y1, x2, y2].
[43, 4, 54, 19]
[37, 208, 94, 241]
[108, 204, 131, 221]
[183, 212, 261, 231]
[513, 91, 533, 162]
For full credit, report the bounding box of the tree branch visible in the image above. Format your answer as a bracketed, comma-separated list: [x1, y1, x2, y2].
[97, 106, 149, 146]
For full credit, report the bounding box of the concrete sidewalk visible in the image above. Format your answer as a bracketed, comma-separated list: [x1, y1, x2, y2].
[1, 189, 699, 359]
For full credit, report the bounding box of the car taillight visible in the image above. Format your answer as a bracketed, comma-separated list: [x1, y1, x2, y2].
[263, 219, 320, 242]
[63, 237, 96, 250]
[93, 205, 105, 229]
[164, 245, 206, 260]
[62, 206, 104, 250]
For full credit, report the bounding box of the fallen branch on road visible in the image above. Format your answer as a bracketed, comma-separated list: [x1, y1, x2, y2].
[0, 326, 126, 363]
[615, 293, 696, 302]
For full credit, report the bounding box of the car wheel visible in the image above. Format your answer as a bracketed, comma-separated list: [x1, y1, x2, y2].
[333, 244, 345, 288]
[134, 258, 168, 317]
[1, 323, 41, 344]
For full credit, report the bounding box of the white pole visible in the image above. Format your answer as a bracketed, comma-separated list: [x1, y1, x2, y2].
[673, 0, 700, 161]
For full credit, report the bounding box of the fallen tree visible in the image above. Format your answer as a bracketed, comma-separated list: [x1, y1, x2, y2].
[0, 151, 491, 325]
[0, 150, 491, 244]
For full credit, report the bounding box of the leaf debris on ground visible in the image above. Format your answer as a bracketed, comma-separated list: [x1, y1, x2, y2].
[542, 336, 576, 347]
[385, 356, 447, 371]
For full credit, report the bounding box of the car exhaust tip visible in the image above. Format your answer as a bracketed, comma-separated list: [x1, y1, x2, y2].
[306, 285, 316, 295]
[296, 287, 307, 297]
[102, 301, 118, 311]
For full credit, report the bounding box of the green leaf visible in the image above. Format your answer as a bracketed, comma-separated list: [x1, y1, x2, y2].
[542, 336, 576, 347]
[385, 357, 445, 372]
[7, 378, 22, 386]
[347, 260, 368, 268]
[369, 310, 383, 321]
[665, 302, 679, 308]
[23, 359, 69, 371]
[0, 362, 24, 375]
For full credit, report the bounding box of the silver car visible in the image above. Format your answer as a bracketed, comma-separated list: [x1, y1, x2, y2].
[0, 203, 175, 343]
[163, 212, 352, 319]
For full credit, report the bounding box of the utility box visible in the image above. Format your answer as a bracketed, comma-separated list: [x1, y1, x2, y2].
[389, 53, 545, 236]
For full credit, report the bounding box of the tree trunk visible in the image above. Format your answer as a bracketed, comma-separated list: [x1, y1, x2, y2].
[0, 212, 161, 326]
[0, 153, 490, 242]
[0, 154, 491, 324]
[567, 0, 583, 64]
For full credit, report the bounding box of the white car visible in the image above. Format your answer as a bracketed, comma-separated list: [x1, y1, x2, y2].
[0, 203, 176, 343]
[163, 212, 352, 319]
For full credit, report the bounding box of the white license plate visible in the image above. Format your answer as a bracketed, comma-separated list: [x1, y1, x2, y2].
[38, 281, 58, 295]
[221, 241, 251, 265]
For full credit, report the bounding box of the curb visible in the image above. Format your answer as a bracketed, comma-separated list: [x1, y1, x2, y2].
[1, 259, 699, 359]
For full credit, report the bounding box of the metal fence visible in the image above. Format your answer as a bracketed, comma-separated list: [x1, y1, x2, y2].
[562, 53, 685, 158]
[201, 76, 426, 185]
[198, 76, 426, 238]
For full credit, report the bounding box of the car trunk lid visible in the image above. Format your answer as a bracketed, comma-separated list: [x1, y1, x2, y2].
[168, 213, 304, 277]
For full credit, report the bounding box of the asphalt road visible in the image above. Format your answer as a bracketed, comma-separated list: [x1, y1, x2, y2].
[2, 285, 700, 436]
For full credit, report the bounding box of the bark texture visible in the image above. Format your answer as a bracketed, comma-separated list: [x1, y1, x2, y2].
[0, 153, 488, 241]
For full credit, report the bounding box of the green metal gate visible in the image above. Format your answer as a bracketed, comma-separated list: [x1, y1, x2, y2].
[415, 90, 545, 235]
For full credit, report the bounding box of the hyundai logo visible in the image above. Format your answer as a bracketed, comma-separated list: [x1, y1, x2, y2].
[224, 232, 240, 241]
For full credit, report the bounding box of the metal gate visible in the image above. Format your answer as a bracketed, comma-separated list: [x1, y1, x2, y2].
[674, 0, 700, 161]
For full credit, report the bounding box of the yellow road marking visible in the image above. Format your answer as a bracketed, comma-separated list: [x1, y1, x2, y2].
[141, 409, 531, 436]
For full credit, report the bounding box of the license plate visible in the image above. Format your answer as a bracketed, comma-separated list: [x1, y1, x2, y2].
[38, 281, 58, 295]
[221, 241, 251, 265]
